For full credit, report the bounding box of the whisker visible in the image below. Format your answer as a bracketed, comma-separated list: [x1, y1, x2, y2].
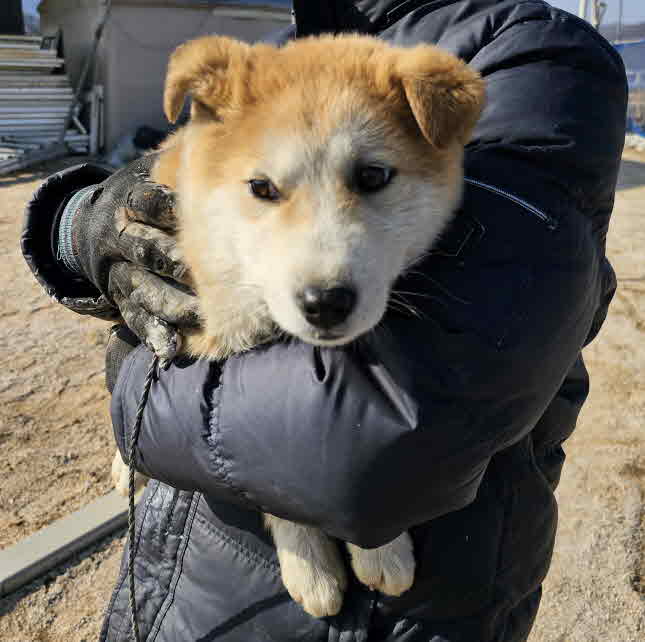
[393, 277, 470, 305]
[388, 295, 425, 320]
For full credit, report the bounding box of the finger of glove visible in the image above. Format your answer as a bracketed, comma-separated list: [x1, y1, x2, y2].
[131, 278, 201, 330]
[114, 210, 188, 282]
[109, 262, 200, 328]
[124, 180, 177, 231]
[109, 263, 180, 365]
[112, 295, 178, 366]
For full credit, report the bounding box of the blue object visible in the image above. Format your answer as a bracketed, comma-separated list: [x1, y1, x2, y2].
[615, 39, 645, 134]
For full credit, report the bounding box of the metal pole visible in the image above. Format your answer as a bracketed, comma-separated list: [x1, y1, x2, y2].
[590, 1, 607, 30]
[578, 0, 589, 20]
[58, 0, 112, 145]
[617, 0, 624, 43]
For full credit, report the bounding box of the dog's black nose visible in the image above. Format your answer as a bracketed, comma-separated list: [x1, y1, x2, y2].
[297, 286, 356, 329]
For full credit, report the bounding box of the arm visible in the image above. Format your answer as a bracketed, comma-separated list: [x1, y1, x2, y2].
[115, 9, 626, 546]
[111, 170, 610, 549]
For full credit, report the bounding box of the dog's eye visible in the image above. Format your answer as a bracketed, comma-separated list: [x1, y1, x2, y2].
[355, 165, 394, 193]
[249, 179, 280, 201]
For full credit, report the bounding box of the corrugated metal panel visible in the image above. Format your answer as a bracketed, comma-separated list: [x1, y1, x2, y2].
[39, 0, 290, 9]
[0, 35, 42, 45]
[213, 0, 290, 6]
[0, 32, 90, 172]
[0, 75, 71, 87]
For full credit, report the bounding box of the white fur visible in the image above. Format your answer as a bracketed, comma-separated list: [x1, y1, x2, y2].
[264, 514, 348, 617]
[179, 116, 461, 352]
[124, 42, 483, 614]
[165, 96, 472, 616]
[346, 533, 416, 596]
[111, 451, 148, 497]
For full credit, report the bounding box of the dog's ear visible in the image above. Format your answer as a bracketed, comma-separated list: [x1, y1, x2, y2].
[396, 47, 485, 149]
[163, 36, 253, 123]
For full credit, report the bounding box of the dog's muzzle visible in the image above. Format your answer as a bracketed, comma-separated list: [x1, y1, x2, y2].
[296, 285, 356, 330]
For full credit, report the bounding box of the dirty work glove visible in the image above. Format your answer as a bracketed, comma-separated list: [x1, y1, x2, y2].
[55, 154, 200, 363]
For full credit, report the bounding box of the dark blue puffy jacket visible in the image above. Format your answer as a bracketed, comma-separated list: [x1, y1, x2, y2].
[24, 2, 628, 640]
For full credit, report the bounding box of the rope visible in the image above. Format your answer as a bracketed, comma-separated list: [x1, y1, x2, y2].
[128, 354, 159, 642]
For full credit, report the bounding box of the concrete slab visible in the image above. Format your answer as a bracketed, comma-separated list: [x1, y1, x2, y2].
[0, 490, 129, 597]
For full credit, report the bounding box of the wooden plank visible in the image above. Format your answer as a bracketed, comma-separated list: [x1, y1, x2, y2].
[0, 49, 58, 58]
[0, 89, 73, 95]
[0, 75, 70, 86]
[0, 490, 130, 597]
[0, 60, 64, 68]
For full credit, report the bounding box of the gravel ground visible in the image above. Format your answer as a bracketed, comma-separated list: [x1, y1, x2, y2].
[0, 153, 643, 640]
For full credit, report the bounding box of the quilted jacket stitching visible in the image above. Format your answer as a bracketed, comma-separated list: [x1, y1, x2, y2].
[106, 481, 162, 641]
[150, 492, 202, 641]
[193, 512, 281, 575]
[207, 362, 255, 504]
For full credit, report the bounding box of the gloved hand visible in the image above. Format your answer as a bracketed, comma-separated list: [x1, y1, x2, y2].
[57, 155, 200, 364]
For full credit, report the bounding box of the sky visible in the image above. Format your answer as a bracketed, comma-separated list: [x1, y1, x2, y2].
[20, 1, 645, 25]
[549, 0, 645, 24]
[22, 1, 39, 15]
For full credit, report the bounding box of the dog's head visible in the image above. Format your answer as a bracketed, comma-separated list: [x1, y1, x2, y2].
[165, 35, 484, 349]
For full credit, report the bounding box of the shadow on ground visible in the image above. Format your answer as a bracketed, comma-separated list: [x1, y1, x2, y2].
[0, 156, 94, 189]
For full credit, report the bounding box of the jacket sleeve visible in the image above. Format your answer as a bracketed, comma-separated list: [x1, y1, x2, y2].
[21, 163, 119, 319]
[112, 10, 626, 549]
[112, 184, 612, 549]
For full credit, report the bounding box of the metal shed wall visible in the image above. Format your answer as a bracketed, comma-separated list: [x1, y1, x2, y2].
[38, 1, 291, 150]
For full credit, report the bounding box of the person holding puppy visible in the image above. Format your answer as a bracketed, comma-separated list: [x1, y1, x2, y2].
[22, 1, 626, 641]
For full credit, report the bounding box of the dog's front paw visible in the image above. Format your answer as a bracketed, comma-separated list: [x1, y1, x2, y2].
[277, 534, 348, 617]
[346, 531, 415, 596]
[111, 450, 148, 497]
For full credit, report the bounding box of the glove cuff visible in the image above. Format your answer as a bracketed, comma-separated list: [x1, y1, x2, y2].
[57, 184, 96, 275]
[22, 163, 120, 320]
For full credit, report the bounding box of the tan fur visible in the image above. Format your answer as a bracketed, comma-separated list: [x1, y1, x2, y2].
[115, 34, 485, 617]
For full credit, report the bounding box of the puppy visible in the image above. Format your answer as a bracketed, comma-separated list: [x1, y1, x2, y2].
[112, 34, 484, 618]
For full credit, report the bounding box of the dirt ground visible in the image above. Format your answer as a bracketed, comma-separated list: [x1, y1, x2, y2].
[0, 158, 115, 552]
[530, 150, 645, 641]
[0, 153, 643, 640]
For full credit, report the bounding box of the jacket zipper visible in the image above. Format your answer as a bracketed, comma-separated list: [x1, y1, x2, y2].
[464, 177, 558, 230]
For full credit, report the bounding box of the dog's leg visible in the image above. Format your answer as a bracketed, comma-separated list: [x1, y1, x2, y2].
[346, 532, 415, 596]
[264, 514, 347, 617]
[111, 449, 149, 497]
